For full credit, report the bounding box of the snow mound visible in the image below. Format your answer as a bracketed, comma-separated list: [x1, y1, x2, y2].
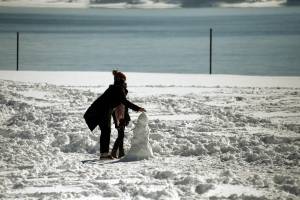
[121, 112, 154, 162]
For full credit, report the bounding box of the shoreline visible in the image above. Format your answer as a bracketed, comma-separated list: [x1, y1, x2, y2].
[0, 2, 297, 9]
[0, 70, 299, 87]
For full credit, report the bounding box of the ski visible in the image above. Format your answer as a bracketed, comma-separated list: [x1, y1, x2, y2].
[81, 158, 120, 164]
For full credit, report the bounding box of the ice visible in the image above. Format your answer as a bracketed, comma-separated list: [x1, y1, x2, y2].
[0, 71, 299, 200]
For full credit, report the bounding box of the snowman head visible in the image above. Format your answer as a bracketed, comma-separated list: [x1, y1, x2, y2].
[137, 112, 148, 125]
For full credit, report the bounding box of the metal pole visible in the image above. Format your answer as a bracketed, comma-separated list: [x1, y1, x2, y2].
[209, 28, 212, 75]
[17, 32, 19, 71]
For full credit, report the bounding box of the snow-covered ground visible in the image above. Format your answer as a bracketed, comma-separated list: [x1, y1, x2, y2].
[0, 71, 299, 199]
[0, 0, 179, 9]
[0, 0, 89, 8]
[0, 0, 288, 8]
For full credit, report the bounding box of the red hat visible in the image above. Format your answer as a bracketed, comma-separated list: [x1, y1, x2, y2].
[112, 70, 126, 81]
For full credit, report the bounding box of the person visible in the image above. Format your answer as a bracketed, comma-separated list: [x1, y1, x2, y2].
[84, 70, 145, 160]
[111, 93, 130, 158]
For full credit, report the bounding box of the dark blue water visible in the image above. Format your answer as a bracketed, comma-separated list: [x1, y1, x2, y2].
[0, 7, 300, 75]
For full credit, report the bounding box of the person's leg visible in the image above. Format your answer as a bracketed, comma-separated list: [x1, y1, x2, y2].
[99, 124, 111, 154]
[111, 136, 119, 157]
[118, 127, 125, 156]
[111, 126, 125, 158]
[99, 116, 112, 158]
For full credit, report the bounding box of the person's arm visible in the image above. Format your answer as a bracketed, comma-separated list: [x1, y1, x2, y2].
[124, 106, 130, 126]
[112, 111, 118, 128]
[118, 87, 145, 112]
[123, 98, 141, 112]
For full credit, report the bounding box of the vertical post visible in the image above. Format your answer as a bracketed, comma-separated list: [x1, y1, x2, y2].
[16, 32, 19, 71]
[209, 28, 212, 75]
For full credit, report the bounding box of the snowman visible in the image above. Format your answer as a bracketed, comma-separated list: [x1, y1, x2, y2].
[121, 112, 153, 161]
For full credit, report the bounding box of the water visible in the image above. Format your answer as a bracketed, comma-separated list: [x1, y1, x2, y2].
[0, 7, 300, 75]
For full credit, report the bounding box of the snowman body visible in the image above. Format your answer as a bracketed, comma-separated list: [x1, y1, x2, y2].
[121, 113, 153, 161]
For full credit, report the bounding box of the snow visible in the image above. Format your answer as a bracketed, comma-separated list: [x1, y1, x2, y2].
[218, 0, 286, 8]
[0, 71, 300, 199]
[0, 71, 299, 88]
[89, 0, 180, 9]
[0, 0, 179, 9]
[0, 0, 287, 8]
[0, 0, 89, 8]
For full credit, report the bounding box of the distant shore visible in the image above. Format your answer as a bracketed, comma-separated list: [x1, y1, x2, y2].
[0, 71, 299, 88]
[0, 0, 298, 9]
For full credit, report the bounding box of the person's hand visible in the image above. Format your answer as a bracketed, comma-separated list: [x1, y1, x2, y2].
[139, 108, 146, 112]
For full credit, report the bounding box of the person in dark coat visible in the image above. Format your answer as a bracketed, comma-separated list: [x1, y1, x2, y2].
[84, 70, 145, 159]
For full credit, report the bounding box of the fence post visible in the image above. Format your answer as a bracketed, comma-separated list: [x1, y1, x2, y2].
[209, 28, 212, 75]
[16, 32, 19, 71]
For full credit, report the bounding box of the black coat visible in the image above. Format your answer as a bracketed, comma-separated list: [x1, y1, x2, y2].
[84, 84, 140, 132]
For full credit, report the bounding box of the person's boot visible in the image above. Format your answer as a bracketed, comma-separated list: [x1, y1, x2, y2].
[119, 149, 125, 158]
[100, 152, 114, 160]
[111, 149, 118, 159]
